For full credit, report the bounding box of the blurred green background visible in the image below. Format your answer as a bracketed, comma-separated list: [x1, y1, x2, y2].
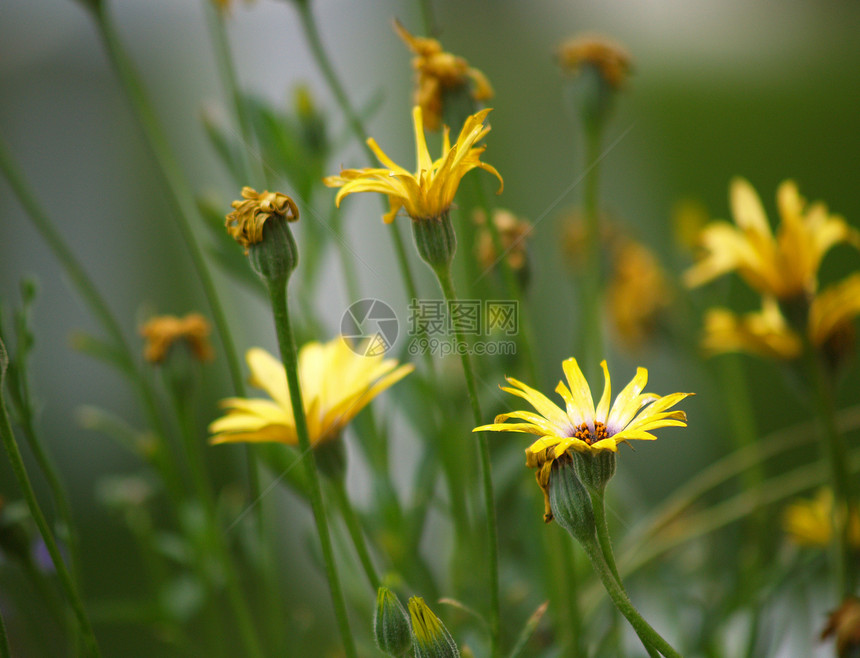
[2, 0, 860, 654]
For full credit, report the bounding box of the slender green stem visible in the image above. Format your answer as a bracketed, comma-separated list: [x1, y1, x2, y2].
[580, 126, 604, 383]
[0, 343, 100, 656]
[91, 7, 266, 530]
[805, 347, 857, 595]
[167, 369, 265, 658]
[330, 476, 382, 590]
[205, 3, 262, 186]
[295, 1, 432, 375]
[580, 535, 681, 658]
[590, 490, 621, 585]
[93, 10, 245, 397]
[265, 280, 357, 658]
[434, 267, 500, 657]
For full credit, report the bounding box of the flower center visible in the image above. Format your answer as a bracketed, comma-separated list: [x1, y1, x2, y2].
[572, 421, 609, 445]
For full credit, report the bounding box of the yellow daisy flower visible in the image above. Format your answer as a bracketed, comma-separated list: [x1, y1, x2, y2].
[783, 488, 860, 548]
[475, 359, 691, 520]
[703, 274, 860, 360]
[323, 105, 503, 224]
[393, 19, 494, 132]
[209, 337, 413, 446]
[684, 178, 860, 299]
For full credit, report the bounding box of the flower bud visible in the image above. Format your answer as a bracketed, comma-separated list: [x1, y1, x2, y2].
[408, 596, 460, 658]
[548, 457, 596, 544]
[412, 212, 457, 276]
[374, 587, 411, 657]
[573, 449, 616, 496]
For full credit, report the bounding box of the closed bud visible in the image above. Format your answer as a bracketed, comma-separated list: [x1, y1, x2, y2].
[247, 218, 299, 287]
[573, 449, 616, 495]
[408, 596, 460, 658]
[412, 212, 457, 276]
[548, 457, 596, 544]
[374, 587, 411, 657]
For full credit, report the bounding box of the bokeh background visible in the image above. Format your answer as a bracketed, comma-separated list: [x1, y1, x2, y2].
[2, 0, 860, 654]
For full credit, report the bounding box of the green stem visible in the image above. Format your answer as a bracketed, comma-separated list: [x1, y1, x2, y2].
[580, 535, 681, 658]
[168, 372, 265, 658]
[805, 347, 857, 595]
[91, 6, 265, 534]
[0, 343, 100, 656]
[264, 280, 357, 658]
[434, 267, 500, 657]
[93, 9, 245, 398]
[205, 3, 261, 186]
[580, 126, 604, 383]
[295, 1, 433, 375]
[330, 476, 382, 590]
[590, 489, 621, 586]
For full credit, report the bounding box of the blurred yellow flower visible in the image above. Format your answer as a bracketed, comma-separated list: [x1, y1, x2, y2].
[209, 338, 413, 446]
[783, 488, 860, 548]
[556, 34, 632, 89]
[703, 275, 860, 360]
[475, 359, 691, 519]
[324, 106, 502, 223]
[702, 299, 802, 360]
[473, 208, 531, 273]
[140, 313, 214, 364]
[607, 239, 671, 350]
[225, 187, 299, 252]
[393, 19, 493, 131]
[684, 178, 860, 299]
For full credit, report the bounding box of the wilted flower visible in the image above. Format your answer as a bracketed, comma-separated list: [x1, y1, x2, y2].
[475, 359, 691, 521]
[140, 313, 214, 364]
[209, 337, 413, 447]
[225, 187, 299, 253]
[557, 34, 631, 89]
[393, 19, 493, 131]
[822, 597, 860, 658]
[324, 106, 502, 224]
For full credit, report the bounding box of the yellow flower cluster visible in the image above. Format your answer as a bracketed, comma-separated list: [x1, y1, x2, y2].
[556, 34, 632, 89]
[225, 187, 299, 252]
[686, 178, 860, 359]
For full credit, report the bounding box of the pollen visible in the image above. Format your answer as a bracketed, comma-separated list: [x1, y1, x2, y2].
[573, 421, 609, 445]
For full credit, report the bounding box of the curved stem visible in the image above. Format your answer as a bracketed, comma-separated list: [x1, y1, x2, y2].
[434, 267, 500, 657]
[265, 280, 357, 658]
[0, 342, 100, 656]
[330, 476, 381, 590]
[580, 535, 681, 658]
[590, 489, 621, 586]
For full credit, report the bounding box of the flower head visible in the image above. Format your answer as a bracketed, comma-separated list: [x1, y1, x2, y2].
[225, 187, 299, 253]
[209, 337, 413, 447]
[140, 313, 214, 364]
[684, 178, 860, 299]
[702, 275, 860, 361]
[607, 239, 672, 351]
[475, 359, 692, 520]
[324, 106, 503, 223]
[556, 34, 632, 89]
[474, 208, 531, 273]
[783, 488, 860, 548]
[393, 19, 493, 131]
